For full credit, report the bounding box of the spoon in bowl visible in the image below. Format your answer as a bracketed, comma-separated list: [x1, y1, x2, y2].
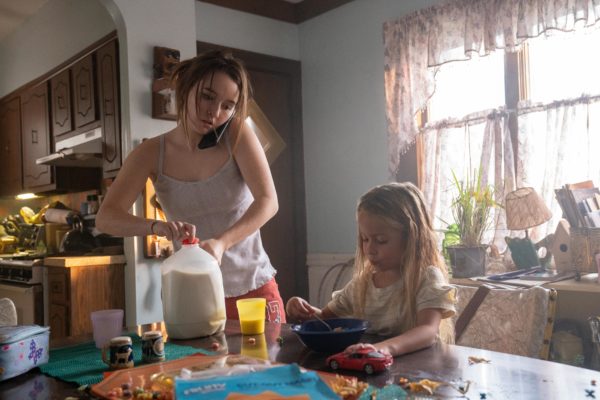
[312, 313, 333, 331]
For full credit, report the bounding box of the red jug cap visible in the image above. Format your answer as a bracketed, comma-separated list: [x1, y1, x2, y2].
[182, 237, 199, 245]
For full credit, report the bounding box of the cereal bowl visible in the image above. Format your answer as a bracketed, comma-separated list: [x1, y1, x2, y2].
[291, 318, 368, 353]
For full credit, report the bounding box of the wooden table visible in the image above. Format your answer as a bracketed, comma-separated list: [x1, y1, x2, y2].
[2, 320, 599, 399]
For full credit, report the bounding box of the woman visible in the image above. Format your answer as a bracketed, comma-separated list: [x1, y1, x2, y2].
[97, 50, 285, 323]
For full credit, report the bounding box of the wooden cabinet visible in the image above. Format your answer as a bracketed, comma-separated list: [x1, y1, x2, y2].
[0, 97, 23, 195]
[50, 69, 72, 137]
[72, 54, 97, 129]
[45, 256, 126, 339]
[97, 40, 122, 177]
[1, 36, 121, 194]
[21, 83, 53, 190]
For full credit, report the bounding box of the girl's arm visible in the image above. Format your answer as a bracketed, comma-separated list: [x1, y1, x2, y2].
[285, 297, 339, 322]
[200, 122, 278, 262]
[96, 138, 195, 241]
[346, 308, 443, 357]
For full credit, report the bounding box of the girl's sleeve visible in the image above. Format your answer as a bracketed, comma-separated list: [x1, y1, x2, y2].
[326, 278, 358, 317]
[416, 266, 456, 318]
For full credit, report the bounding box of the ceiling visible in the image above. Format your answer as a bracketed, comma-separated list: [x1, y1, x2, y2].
[199, 0, 354, 23]
[0, 0, 352, 43]
[0, 0, 49, 42]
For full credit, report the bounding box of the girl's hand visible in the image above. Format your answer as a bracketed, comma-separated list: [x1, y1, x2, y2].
[344, 342, 391, 356]
[286, 297, 319, 322]
[154, 220, 195, 242]
[199, 238, 226, 265]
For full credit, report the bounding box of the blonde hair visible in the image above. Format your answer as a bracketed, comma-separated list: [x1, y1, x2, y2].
[170, 50, 251, 148]
[353, 182, 454, 342]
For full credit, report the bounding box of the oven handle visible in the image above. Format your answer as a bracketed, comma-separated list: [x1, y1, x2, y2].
[0, 283, 40, 294]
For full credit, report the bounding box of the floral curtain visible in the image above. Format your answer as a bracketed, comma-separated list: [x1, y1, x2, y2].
[383, 0, 600, 177]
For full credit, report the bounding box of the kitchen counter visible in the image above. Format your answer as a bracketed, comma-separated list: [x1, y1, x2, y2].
[43, 254, 126, 267]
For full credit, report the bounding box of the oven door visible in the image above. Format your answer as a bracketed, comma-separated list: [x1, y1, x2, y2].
[0, 282, 43, 325]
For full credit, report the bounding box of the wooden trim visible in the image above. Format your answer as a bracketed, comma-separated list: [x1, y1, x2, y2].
[504, 51, 520, 174]
[0, 31, 118, 103]
[539, 288, 557, 360]
[518, 44, 530, 102]
[196, 0, 354, 23]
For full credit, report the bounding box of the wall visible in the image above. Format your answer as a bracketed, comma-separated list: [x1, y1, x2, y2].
[298, 0, 441, 253]
[0, 0, 114, 97]
[101, 0, 197, 327]
[195, 2, 299, 60]
[193, 0, 439, 254]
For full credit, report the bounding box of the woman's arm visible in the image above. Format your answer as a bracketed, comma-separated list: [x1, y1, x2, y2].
[201, 122, 278, 260]
[346, 308, 444, 357]
[96, 137, 195, 241]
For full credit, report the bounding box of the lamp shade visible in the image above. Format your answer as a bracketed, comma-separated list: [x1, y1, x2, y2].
[505, 187, 552, 230]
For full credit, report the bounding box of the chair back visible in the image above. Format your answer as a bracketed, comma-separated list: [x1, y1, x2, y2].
[0, 298, 18, 326]
[453, 285, 557, 359]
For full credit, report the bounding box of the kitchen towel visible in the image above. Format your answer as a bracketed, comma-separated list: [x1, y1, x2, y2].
[39, 334, 213, 386]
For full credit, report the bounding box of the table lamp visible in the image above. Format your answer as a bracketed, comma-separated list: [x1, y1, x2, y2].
[505, 187, 552, 269]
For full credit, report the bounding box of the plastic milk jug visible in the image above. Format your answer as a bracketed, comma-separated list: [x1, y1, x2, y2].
[161, 238, 226, 339]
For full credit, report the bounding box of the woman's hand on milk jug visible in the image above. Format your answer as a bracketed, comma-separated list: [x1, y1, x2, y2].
[152, 220, 196, 242]
[199, 238, 226, 265]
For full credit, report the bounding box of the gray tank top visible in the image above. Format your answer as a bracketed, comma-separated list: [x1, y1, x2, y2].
[153, 135, 276, 297]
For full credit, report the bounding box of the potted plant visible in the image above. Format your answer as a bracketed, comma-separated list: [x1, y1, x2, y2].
[444, 169, 500, 278]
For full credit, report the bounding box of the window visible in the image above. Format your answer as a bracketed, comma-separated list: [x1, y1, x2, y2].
[423, 26, 600, 240]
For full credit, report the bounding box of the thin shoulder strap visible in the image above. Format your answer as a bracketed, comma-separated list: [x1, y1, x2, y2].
[224, 129, 233, 155]
[158, 135, 165, 176]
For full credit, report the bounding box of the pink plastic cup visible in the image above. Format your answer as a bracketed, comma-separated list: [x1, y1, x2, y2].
[91, 309, 124, 349]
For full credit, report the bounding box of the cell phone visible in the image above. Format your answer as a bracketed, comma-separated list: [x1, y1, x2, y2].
[198, 118, 231, 149]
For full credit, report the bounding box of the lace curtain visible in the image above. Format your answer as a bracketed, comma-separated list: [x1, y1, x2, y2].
[420, 111, 515, 250]
[518, 99, 600, 239]
[383, 0, 600, 176]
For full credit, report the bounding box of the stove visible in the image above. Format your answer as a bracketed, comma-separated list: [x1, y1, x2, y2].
[0, 258, 44, 284]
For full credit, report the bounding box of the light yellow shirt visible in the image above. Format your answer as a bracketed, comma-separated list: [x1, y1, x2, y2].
[327, 265, 456, 336]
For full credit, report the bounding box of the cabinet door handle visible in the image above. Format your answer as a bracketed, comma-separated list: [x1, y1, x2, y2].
[104, 98, 113, 116]
[57, 95, 65, 109]
[31, 129, 38, 144]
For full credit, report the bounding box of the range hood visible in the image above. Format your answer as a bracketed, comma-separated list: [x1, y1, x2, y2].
[36, 127, 103, 168]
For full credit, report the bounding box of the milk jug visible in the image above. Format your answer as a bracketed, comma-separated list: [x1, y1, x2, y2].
[161, 238, 226, 339]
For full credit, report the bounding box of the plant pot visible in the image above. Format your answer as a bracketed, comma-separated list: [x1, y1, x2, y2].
[447, 245, 487, 278]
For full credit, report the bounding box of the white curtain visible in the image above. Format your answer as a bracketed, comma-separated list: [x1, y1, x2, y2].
[421, 112, 516, 251]
[383, 0, 600, 177]
[518, 99, 600, 240]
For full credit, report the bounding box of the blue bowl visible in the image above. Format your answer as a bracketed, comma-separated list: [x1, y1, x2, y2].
[291, 318, 368, 353]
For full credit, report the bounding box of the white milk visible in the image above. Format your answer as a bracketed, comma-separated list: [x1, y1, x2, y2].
[161, 240, 226, 339]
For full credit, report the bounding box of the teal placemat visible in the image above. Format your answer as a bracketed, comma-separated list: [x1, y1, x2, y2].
[39, 334, 213, 386]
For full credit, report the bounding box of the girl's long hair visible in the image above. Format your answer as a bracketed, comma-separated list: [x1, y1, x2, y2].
[170, 50, 251, 149]
[353, 182, 454, 342]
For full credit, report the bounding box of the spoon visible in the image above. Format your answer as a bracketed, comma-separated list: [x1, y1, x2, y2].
[312, 313, 333, 331]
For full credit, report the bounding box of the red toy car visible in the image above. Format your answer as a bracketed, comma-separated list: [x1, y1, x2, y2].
[326, 348, 393, 375]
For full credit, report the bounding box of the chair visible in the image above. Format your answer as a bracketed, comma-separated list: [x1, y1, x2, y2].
[0, 298, 18, 326]
[453, 285, 557, 359]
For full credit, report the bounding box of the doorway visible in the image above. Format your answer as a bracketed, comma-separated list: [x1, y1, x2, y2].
[197, 42, 307, 302]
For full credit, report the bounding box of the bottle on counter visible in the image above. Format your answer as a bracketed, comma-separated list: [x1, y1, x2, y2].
[87, 195, 99, 215]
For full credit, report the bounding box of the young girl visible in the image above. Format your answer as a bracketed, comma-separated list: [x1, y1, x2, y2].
[97, 50, 285, 323]
[286, 182, 455, 356]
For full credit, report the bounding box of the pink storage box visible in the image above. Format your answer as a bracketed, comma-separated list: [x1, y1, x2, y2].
[0, 325, 50, 381]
